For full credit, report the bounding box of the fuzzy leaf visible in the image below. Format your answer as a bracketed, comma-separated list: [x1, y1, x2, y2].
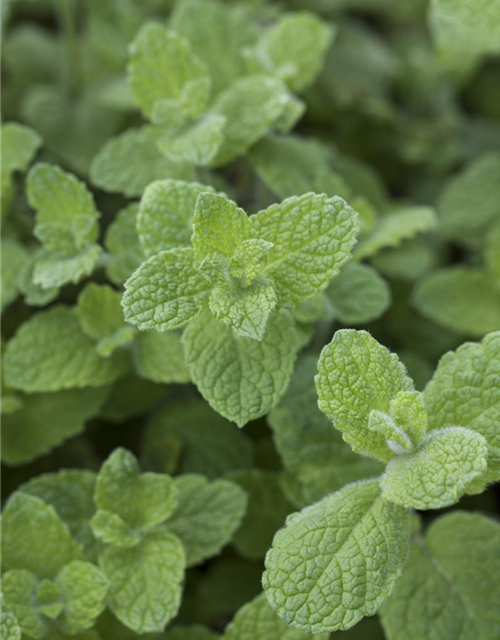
[263, 479, 411, 633]
[32, 245, 102, 290]
[182, 308, 299, 426]
[159, 115, 226, 166]
[228, 239, 273, 287]
[2, 570, 46, 639]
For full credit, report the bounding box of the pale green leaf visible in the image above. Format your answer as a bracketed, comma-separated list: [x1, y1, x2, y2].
[1, 599, 22, 640]
[355, 207, 437, 260]
[316, 329, 414, 461]
[1, 239, 28, 310]
[138, 179, 213, 257]
[134, 331, 190, 384]
[388, 391, 427, 448]
[3, 306, 130, 393]
[251, 193, 359, 305]
[99, 530, 185, 634]
[380, 512, 500, 640]
[2, 493, 82, 578]
[371, 238, 437, 282]
[325, 261, 391, 325]
[228, 469, 291, 560]
[228, 239, 273, 287]
[27, 164, 99, 256]
[164, 625, 219, 640]
[164, 474, 247, 566]
[263, 479, 411, 633]
[223, 592, 328, 640]
[1, 388, 108, 466]
[1, 122, 41, 177]
[424, 331, 500, 486]
[18, 248, 59, 307]
[485, 222, 500, 280]
[90, 126, 194, 197]
[2, 570, 46, 639]
[99, 375, 167, 424]
[158, 115, 226, 166]
[128, 24, 209, 121]
[367, 410, 413, 454]
[245, 12, 334, 92]
[122, 248, 210, 331]
[94, 448, 178, 534]
[104, 204, 145, 286]
[90, 510, 139, 548]
[182, 308, 299, 426]
[412, 267, 500, 336]
[32, 244, 102, 290]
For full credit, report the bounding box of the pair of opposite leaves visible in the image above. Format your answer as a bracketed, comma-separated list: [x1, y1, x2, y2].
[263, 328, 500, 634]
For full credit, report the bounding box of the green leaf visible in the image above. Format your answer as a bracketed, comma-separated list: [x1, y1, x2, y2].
[325, 261, 391, 325]
[1, 122, 41, 177]
[228, 239, 274, 287]
[2, 493, 82, 578]
[158, 115, 226, 166]
[122, 248, 210, 331]
[182, 308, 299, 426]
[143, 398, 254, 478]
[228, 470, 291, 560]
[1, 388, 108, 466]
[192, 193, 251, 260]
[209, 280, 277, 341]
[251, 193, 359, 305]
[138, 179, 213, 257]
[18, 470, 98, 558]
[99, 530, 185, 634]
[413, 267, 500, 336]
[104, 204, 145, 286]
[90, 126, 194, 198]
[76, 283, 135, 357]
[245, 12, 334, 92]
[223, 592, 328, 640]
[91, 510, 139, 548]
[164, 474, 247, 566]
[388, 391, 427, 448]
[1, 239, 28, 310]
[2, 570, 46, 639]
[424, 331, 500, 487]
[27, 164, 99, 257]
[99, 375, 167, 424]
[93, 448, 178, 534]
[128, 24, 209, 121]
[316, 329, 414, 461]
[380, 512, 500, 640]
[269, 356, 383, 507]
[164, 625, 219, 640]
[355, 207, 437, 260]
[32, 244, 102, 290]
[371, 238, 436, 282]
[134, 331, 190, 384]
[430, 0, 500, 78]
[53, 561, 109, 635]
[263, 479, 411, 633]
[1, 598, 22, 640]
[381, 427, 489, 509]
[485, 221, 500, 281]
[210, 75, 290, 167]
[18, 248, 59, 307]
[3, 306, 130, 393]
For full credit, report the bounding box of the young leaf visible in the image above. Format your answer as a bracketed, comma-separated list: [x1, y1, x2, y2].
[2, 570, 47, 639]
[99, 530, 185, 634]
[263, 479, 411, 633]
[388, 391, 427, 447]
[104, 204, 145, 286]
[1, 599, 22, 640]
[2, 493, 82, 578]
[164, 474, 247, 566]
[380, 512, 500, 640]
[3, 306, 130, 392]
[122, 248, 211, 331]
[381, 427, 488, 509]
[137, 179, 214, 257]
[32, 244, 103, 290]
[316, 330, 414, 461]
[251, 193, 359, 305]
[1, 122, 41, 177]
[228, 239, 273, 287]
[223, 592, 329, 640]
[1, 239, 28, 310]
[158, 115, 226, 166]
[134, 331, 190, 384]
[182, 308, 299, 426]
[93, 448, 178, 534]
[18, 248, 59, 307]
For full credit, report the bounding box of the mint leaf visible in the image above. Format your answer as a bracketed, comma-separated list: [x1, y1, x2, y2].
[182, 308, 299, 426]
[18, 248, 59, 307]
[32, 245, 103, 290]
[134, 331, 190, 384]
[3, 306, 129, 392]
[128, 24, 209, 121]
[245, 12, 334, 92]
[164, 626, 218, 640]
[263, 479, 411, 633]
[1, 599, 22, 640]
[412, 267, 500, 336]
[316, 330, 414, 461]
[138, 179, 214, 257]
[122, 248, 210, 331]
[90, 126, 193, 197]
[2, 493, 82, 578]
[158, 115, 226, 166]
[381, 427, 488, 509]
[93, 448, 178, 535]
[2, 570, 46, 639]
[223, 593, 328, 640]
[164, 474, 247, 566]
[1, 239, 28, 310]
[1, 122, 41, 176]
[325, 261, 391, 325]
[251, 193, 359, 305]
[104, 204, 145, 285]
[99, 530, 185, 634]
[389, 391, 427, 447]
[380, 512, 500, 640]
[228, 239, 273, 287]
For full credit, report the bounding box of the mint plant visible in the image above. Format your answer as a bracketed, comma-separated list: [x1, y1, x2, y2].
[2, 0, 500, 638]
